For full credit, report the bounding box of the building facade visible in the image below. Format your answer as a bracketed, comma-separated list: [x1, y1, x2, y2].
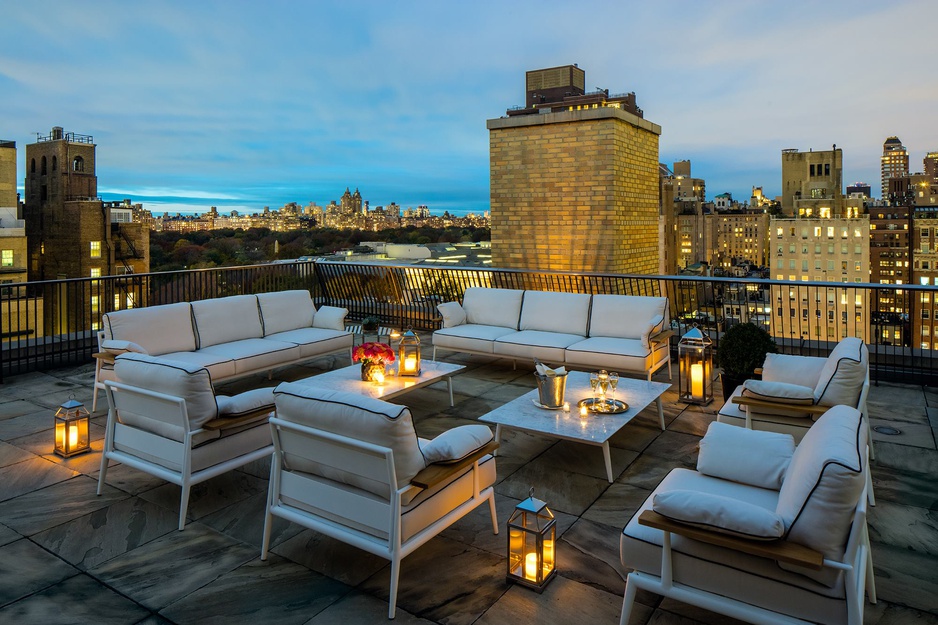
[489, 67, 660, 273]
[780, 147, 845, 217]
[882, 136, 909, 202]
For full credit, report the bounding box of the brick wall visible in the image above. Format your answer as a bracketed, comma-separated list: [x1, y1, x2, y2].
[488, 108, 661, 274]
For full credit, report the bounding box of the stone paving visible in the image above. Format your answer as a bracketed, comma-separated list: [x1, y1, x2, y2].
[0, 349, 936, 624]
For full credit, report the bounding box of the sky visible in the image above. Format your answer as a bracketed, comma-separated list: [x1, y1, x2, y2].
[2, 0, 937, 217]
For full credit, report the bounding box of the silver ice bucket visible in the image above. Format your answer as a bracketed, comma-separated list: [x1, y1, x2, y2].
[534, 372, 568, 409]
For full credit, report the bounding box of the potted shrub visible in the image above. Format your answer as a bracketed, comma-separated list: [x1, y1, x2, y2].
[361, 316, 380, 332]
[715, 322, 777, 401]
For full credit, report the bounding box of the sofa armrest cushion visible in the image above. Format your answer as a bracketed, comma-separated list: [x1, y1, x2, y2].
[697, 421, 795, 490]
[216, 387, 276, 418]
[653, 489, 785, 540]
[437, 302, 467, 328]
[312, 306, 348, 331]
[741, 379, 815, 405]
[641, 314, 665, 350]
[814, 337, 868, 407]
[420, 424, 494, 464]
[101, 339, 148, 356]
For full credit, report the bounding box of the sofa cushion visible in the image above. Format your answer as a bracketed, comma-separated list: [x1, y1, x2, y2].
[740, 379, 814, 418]
[519, 291, 591, 335]
[494, 330, 585, 363]
[273, 383, 427, 498]
[437, 302, 467, 328]
[257, 290, 315, 335]
[265, 327, 353, 359]
[312, 306, 348, 331]
[814, 338, 868, 407]
[198, 338, 300, 376]
[113, 353, 218, 439]
[697, 421, 795, 490]
[158, 351, 237, 381]
[762, 353, 828, 386]
[564, 336, 662, 375]
[653, 489, 785, 540]
[775, 405, 865, 586]
[420, 424, 493, 464]
[433, 325, 518, 355]
[103, 302, 196, 356]
[216, 387, 276, 418]
[588, 295, 667, 342]
[192, 295, 264, 348]
[462, 287, 523, 329]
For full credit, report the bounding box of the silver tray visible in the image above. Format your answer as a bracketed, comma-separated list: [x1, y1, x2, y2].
[577, 398, 629, 414]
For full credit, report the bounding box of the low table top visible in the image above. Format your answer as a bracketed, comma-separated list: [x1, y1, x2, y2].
[297, 361, 464, 402]
[479, 371, 671, 445]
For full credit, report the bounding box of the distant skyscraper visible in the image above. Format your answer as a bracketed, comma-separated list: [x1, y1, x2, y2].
[924, 151, 938, 182]
[881, 136, 909, 202]
[780, 147, 846, 217]
[489, 65, 660, 273]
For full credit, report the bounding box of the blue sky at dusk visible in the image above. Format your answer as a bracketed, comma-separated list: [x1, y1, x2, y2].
[2, 0, 936, 216]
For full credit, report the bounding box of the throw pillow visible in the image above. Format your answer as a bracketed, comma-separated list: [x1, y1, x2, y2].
[697, 421, 795, 490]
[437, 301, 467, 328]
[421, 424, 493, 464]
[653, 489, 785, 540]
[312, 306, 348, 331]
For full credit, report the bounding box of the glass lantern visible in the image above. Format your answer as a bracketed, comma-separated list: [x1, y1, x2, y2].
[54, 398, 92, 458]
[397, 329, 421, 376]
[507, 489, 556, 591]
[678, 324, 714, 405]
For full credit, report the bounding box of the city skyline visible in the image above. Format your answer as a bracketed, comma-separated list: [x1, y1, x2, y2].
[2, 1, 937, 216]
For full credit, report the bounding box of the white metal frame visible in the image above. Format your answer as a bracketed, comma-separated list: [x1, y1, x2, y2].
[98, 380, 274, 530]
[619, 449, 876, 625]
[261, 416, 498, 619]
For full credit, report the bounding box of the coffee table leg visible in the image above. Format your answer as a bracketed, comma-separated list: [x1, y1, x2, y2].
[493, 424, 502, 457]
[447, 376, 454, 407]
[602, 442, 613, 483]
[657, 397, 665, 431]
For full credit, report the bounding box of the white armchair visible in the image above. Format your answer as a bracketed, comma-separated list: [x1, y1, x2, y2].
[262, 382, 499, 619]
[98, 353, 275, 530]
[718, 337, 870, 446]
[620, 406, 874, 625]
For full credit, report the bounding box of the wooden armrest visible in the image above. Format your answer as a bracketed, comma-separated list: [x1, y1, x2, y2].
[202, 407, 273, 431]
[638, 509, 823, 570]
[731, 395, 829, 416]
[93, 352, 117, 365]
[410, 440, 499, 490]
[753, 367, 763, 376]
[649, 329, 674, 345]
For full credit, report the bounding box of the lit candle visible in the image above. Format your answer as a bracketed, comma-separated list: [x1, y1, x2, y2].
[68, 423, 79, 448]
[579, 405, 588, 417]
[562, 402, 570, 412]
[56, 422, 65, 449]
[543, 539, 554, 570]
[690, 363, 704, 399]
[373, 371, 385, 385]
[525, 552, 538, 581]
[403, 356, 417, 372]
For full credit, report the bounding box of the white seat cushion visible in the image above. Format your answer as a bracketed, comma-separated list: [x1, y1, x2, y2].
[564, 336, 658, 374]
[257, 290, 316, 335]
[198, 339, 300, 376]
[159, 350, 237, 380]
[740, 379, 814, 418]
[265, 328, 352, 359]
[433, 324, 518, 354]
[494, 330, 585, 363]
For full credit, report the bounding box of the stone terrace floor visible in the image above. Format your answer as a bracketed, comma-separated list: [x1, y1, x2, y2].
[0, 348, 937, 625]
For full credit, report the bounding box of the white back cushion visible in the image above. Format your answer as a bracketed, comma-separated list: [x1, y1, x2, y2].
[114, 353, 218, 437]
[775, 404, 865, 586]
[273, 383, 426, 496]
[520, 291, 591, 335]
[103, 302, 196, 356]
[258, 290, 315, 335]
[462, 287, 523, 328]
[589, 295, 667, 340]
[697, 421, 795, 490]
[192, 295, 263, 348]
[814, 337, 868, 407]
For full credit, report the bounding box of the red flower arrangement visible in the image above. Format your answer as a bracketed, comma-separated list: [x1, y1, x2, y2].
[352, 342, 396, 365]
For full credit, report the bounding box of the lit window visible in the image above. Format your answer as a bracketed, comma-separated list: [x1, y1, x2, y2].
[90, 241, 102, 258]
[1, 250, 12, 267]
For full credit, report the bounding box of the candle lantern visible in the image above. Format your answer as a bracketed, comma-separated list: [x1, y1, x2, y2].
[54, 398, 92, 458]
[506, 488, 556, 591]
[397, 328, 421, 376]
[678, 324, 713, 405]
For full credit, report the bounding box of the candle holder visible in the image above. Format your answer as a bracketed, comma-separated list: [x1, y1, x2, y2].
[54, 397, 92, 458]
[679, 325, 713, 405]
[506, 488, 556, 591]
[397, 329, 421, 377]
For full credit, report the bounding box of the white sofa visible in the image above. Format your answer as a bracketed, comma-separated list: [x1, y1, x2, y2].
[433, 287, 671, 380]
[93, 290, 353, 411]
[620, 407, 874, 625]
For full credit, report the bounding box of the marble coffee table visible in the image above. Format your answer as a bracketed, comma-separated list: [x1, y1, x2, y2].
[298, 360, 465, 406]
[479, 370, 671, 482]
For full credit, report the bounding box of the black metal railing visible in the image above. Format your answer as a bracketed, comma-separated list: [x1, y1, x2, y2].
[2, 260, 936, 385]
